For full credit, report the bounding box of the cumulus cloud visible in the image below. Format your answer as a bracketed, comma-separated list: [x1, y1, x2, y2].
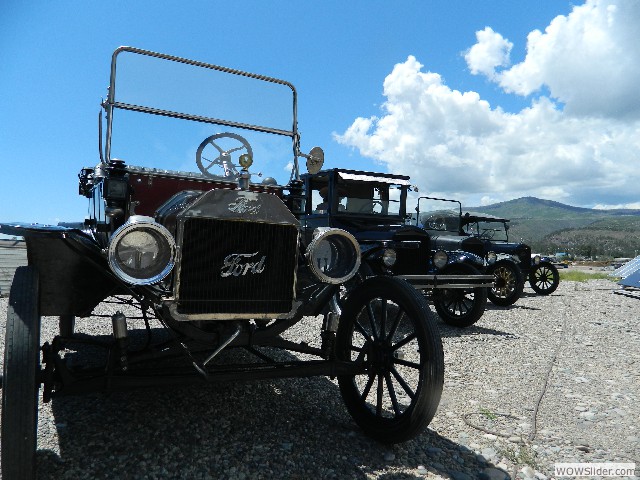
[477, 0, 640, 118]
[336, 0, 640, 209]
[464, 27, 513, 79]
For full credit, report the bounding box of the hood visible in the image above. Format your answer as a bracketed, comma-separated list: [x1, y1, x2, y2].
[432, 234, 485, 258]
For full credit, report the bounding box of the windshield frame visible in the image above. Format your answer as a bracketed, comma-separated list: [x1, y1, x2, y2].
[461, 214, 511, 242]
[414, 196, 463, 234]
[102, 46, 302, 179]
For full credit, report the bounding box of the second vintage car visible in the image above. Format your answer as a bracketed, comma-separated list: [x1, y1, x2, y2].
[300, 169, 493, 328]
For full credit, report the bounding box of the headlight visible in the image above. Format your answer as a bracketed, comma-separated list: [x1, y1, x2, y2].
[433, 250, 449, 269]
[382, 248, 397, 267]
[306, 227, 360, 284]
[108, 216, 176, 285]
[487, 252, 497, 264]
[532, 255, 541, 265]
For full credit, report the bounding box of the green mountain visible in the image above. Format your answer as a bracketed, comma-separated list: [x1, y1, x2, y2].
[466, 197, 640, 259]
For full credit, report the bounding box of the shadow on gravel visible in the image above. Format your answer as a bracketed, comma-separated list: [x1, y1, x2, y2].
[436, 323, 519, 340]
[484, 302, 541, 312]
[35, 332, 504, 480]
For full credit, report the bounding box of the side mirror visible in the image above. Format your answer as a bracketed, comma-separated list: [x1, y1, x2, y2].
[306, 146, 324, 174]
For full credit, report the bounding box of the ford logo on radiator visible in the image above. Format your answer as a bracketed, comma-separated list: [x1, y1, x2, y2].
[221, 252, 266, 277]
[228, 197, 261, 214]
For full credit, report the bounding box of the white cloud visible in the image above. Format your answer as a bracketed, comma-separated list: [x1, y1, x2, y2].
[336, 0, 640, 209]
[593, 202, 640, 210]
[482, 0, 640, 119]
[464, 27, 513, 79]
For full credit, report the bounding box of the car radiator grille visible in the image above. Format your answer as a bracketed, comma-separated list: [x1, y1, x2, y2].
[176, 218, 298, 315]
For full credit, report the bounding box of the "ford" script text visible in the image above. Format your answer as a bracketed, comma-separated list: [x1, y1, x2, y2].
[220, 252, 267, 277]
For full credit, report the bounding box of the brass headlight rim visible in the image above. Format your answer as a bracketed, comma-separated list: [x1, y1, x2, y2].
[306, 227, 361, 284]
[108, 216, 176, 286]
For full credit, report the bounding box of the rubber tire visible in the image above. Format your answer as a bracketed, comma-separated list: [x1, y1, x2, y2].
[59, 314, 75, 337]
[529, 262, 560, 295]
[487, 260, 524, 306]
[2, 266, 41, 480]
[432, 263, 488, 328]
[336, 276, 444, 444]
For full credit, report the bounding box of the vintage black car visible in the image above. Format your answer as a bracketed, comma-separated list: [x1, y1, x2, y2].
[460, 213, 560, 295]
[414, 197, 526, 306]
[300, 169, 493, 328]
[1, 47, 445, 479]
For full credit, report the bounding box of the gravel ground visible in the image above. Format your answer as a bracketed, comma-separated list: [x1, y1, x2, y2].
[1, 278, 638, 479]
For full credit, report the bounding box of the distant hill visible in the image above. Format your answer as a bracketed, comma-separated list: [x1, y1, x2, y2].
[466, 197, 640, 258]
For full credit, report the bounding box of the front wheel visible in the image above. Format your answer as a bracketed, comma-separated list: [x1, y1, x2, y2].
[529, 262, 560, 295]
[336, 276, 444, 444]
[2, 266, 41, 480]
[432, 264, 488, 327]
[487, 260, 524, 306]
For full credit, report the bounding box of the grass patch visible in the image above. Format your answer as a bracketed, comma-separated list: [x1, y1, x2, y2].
[479, 407, 497, 420]
[559, 270, 618, 282]
[499, 444, 539, 470]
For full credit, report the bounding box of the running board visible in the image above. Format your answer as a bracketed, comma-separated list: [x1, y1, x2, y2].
[397, 274, 494, 289]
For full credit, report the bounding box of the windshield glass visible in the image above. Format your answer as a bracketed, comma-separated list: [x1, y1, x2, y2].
[415, 197, 461, 234]
[463, 219, 509, 241]
[308, 173, 406, 216]
[104, 48, 297, 186]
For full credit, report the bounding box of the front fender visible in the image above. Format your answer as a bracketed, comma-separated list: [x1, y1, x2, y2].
[446, 251, 485, 270]
[0, 223, 120, 316]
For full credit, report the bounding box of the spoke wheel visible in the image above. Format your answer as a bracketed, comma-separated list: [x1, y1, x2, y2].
[2, 266, 41, 480]
[529, 262, 560, 295]
[336, 276, 444, 444]
[487, 260, 524, 306]
[432, 264, 487, 327]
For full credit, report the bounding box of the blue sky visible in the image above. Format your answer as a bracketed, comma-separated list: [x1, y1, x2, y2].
[2, 0, 638, 226]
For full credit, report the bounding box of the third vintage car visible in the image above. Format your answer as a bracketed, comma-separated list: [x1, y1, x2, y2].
[460, 213, 560, 295]
[415, 197, 526, 306]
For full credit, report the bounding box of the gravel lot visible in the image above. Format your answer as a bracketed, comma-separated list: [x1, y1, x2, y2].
[1, 277, 638, 479]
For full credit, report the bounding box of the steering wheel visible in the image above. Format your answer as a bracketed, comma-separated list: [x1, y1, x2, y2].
[426, 216, 446, 230]
[195, 132, 253, 179]
[355, 200, 382, 213]
[480, 229, 496, 239]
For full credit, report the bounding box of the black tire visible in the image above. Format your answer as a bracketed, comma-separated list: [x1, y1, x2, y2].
[529, 262, 560, 295]
[336, 276, 444, 444]
[59, 314, 75, 337]
[432, 264, 488, 328]
[487, 260, 524, 306]
[2, 266, 41, 480]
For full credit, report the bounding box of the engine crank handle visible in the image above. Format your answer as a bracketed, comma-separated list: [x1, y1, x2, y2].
[202, 325, 242, 366]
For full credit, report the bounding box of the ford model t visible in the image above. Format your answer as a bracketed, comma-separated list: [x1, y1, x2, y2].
[1, 47, 444, 479]
[300, 169, 493, 328]
[414, 197, 560, 305]
[415, 197, 525, 306]
[460, 213, 560, 295]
